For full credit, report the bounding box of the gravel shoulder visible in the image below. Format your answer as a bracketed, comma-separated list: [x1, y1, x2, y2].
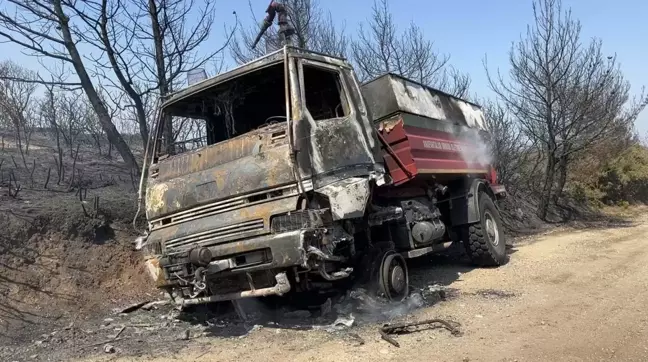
[71, 210, 648, 362]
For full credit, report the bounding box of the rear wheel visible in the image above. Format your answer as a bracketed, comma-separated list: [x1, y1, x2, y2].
[461, 191, 508, 266]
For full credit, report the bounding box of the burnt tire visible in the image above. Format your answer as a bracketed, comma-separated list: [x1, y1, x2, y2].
[461, 191, 508, 267]
[359, 242, 409, 302]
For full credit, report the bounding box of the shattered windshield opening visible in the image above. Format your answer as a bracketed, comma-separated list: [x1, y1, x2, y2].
[159, 62, 286, 156]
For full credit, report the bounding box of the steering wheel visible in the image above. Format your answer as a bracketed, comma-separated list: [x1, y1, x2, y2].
[257, 116, 287, 129]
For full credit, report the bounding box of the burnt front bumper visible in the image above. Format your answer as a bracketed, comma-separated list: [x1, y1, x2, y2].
[203, 229, 307, 272]
[143, 230, 308, 305]
[153, 229, 309, 280]
[180, 272, 291, 306]
[143, 229, 313, 297]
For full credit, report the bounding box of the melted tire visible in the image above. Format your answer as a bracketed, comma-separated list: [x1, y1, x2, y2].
[462, 191, 508, 267]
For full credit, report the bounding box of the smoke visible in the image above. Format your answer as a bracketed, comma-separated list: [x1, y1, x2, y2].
[333, 286, 448, 324]
[456, 127, 493, 167]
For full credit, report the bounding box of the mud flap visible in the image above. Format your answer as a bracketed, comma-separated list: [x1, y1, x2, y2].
[449, 178, 497, 227]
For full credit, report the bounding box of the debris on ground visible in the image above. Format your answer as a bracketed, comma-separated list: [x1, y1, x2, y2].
[379, 318, 462, 347]
[117, 301, 152, 314]
[178, 330, 191, 341]
[319, 314, 355, 332]
[347, 332, 365, 346]
[103, 344, 115, 354]
[112, 326, 126, 339]
[141, 300, 171, 311]
[474, 289, 517, 299]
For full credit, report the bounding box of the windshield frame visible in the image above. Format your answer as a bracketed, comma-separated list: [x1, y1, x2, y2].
[151, 57, 290, 162]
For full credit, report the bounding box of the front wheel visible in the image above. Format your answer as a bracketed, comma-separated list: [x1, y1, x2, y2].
[360, 242, 410, 302]
[461, 191, 508, 266]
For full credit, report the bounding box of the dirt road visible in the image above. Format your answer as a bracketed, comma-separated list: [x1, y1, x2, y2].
[83, 212, 648, 362]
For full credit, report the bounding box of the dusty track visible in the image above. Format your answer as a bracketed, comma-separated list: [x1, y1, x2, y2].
[79, 211, 648, 362]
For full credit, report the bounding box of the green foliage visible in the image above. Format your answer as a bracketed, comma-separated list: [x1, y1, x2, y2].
[617, 200, 630, 209]
[568, 181, 605, 208]
[598, 145, 648, 204]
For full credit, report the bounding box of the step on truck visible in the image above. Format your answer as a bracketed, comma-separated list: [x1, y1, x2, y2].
[134, 2, 508, 306]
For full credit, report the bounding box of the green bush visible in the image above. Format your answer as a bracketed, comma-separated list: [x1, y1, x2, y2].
[617, 200, 630, 209]
[598, 145, 648, 204]
[568, 181, 605, 208]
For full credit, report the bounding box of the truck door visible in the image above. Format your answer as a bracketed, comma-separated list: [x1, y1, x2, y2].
[292, 58, 382, 188]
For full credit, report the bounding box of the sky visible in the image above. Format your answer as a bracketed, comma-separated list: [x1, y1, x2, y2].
[1, 0, 647, 135]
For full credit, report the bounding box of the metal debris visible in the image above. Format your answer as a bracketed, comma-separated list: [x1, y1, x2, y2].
[116, 301, 151, 314]
[327, 314, 355, 331]
[379, 318, 462, 347]
[141, 300, 170, 311]
[312, 314, 356, 332]
[103, 344, 115, 354]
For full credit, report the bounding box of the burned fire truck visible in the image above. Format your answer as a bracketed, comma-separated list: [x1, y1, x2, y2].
[135, 1, 508, 306]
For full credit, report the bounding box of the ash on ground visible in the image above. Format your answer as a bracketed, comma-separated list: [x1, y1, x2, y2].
[0, 283, 453, 362]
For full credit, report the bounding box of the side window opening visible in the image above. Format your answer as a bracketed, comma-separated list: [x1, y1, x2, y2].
[303, 64, 348, 121]
[159, 63, 287, 157]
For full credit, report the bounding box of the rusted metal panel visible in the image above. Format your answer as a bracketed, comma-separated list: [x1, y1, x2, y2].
[147, 195, 300, 252]
[154, 124, 288, 182]
[292, 60, 386, 190]
[378, 113, 491, 185]
[204, 230, 306, 272]
[146, 143, 297, 219]
[362, 73, 487, 130]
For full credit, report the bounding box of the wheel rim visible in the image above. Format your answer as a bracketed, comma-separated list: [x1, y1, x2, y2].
[379, 251, 409, 302]
[484, 210, 500, 246]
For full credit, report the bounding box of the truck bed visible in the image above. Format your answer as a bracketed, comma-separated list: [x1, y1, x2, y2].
[361, 73, 487, 130]
[361, 74, 494, 185]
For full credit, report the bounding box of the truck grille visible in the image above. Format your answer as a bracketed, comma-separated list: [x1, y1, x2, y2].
[164, 219, 265, 250]
[149, 180, 313, 231]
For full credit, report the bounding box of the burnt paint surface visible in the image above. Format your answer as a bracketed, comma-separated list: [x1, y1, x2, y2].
[205, 231, 305, 273]
[154, 125, 287, 182]
[147, 196, 299, 252]
[378, 114, 491, 185]
[362, 73, 485, 129]
[292, 58, 384, 188]
[146, 140, 295, 220]
[146, 48, 385, 250]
